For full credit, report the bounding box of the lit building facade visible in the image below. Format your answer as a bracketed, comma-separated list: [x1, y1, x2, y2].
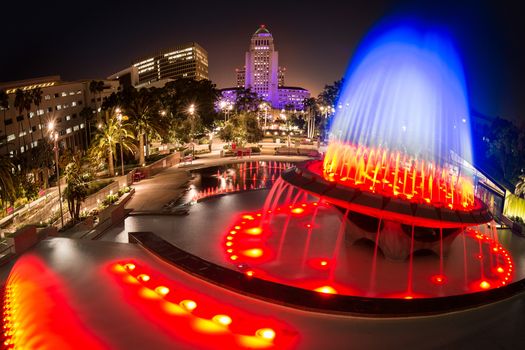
[0, 76, 118, 157]
[244, 25, 279, 104]
[224, 25, 310, 111]
[129, 43, 208, 86]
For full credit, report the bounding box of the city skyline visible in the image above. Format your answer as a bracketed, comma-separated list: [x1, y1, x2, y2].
[1, 0, 524, 121]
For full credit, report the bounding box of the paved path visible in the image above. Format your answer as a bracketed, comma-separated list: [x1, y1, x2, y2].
[125, 153, 310, 214]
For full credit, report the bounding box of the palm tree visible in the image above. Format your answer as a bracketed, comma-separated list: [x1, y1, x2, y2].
[31, 88, 44, 140]
[0, 155, 16, 209]
[13, 89, 32, 153]
[121, 88, 166, 166]
[89, 108, 135, 177]
[515, 175, 525, 198]
[0, 90, 9, 154]
[89, 80, 105, 120]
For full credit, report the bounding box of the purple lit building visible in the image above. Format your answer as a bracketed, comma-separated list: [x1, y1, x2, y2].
[221, 25, 310, 111]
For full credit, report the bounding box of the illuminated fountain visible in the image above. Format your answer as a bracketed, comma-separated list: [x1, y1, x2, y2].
[219, 25, 516, 301]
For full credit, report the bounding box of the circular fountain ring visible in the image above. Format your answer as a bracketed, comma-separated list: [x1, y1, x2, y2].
[281, 160, 492, 229]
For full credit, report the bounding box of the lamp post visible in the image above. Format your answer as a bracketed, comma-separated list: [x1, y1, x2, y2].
[188, 104, 196, 161]
[48, 122, 64, 228]
[116, 108, 125, 176]
[258, 103, 269, 129]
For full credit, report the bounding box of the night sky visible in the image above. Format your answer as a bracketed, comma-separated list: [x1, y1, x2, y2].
[1, 0, 523, 121]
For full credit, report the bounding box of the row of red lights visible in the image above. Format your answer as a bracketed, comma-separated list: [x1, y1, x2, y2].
[222, 203, 515, 298]
[115, 262, 294, 348]
[223, 202, 340, 295]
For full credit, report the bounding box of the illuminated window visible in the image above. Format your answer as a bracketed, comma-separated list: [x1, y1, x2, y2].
[44, 95, 51, 100]
[61, 92, 67, 97]
[71, 101, 77, 107]
[66, 128, 72, 134]
[56, 105, 62, 110]
[7, 134, 15, 141]
[80, 123, 85, 129]
[66, 115, 71, 121]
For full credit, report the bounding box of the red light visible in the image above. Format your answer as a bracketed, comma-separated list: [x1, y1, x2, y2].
[479, 281, 491, 290]
[431, 274, 446, 285]
[137, 274, 150, 282]
[255, 328, 276, 341]
[314, 286, 337, 294]
[242, 248, 263, 258]
[291, 208, 304, 214]
[245, 227, 262, 235]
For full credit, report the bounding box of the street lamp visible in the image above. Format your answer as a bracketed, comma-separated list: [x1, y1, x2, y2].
[47, 121, 64, 229]
[258, 103, 269, 129]
[188, 104, 196, 161]
[219, 100, 232, 122]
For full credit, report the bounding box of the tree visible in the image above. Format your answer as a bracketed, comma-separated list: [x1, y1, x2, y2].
[244, 112, 264, 143]
[318, 78, 344, 107]
[218, 112, 263, 146]
[234, 87, 260, 112]
[89, 108, 135, 177]
[80, 106, 95, 146]
[89, 80, 105, 117]
[0, 90, 9, 153]
[0, 155, 16, 208]
[63, 154, 88, 222]
[120, 87, 167, 165]
[515, 175, 525, 198]
[163, 79, 220, 130]
[31, 88, 44, 140]
[13, 89, 32, 152]
[485, 117, 525, 183]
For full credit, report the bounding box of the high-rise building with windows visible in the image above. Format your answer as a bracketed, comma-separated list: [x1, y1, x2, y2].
[110, 43, 209, 88]
[223, 25, 310, 110]
[244, 25, 280, 103]
[0, 76, 118, 157]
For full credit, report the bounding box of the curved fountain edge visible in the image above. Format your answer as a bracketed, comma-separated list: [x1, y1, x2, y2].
[128, 231, 525, 318]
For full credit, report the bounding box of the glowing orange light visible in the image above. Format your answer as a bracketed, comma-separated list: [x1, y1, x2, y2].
[154, 286, 170, 296]
[234, 226, 241, 230]
[212, 314, 232, 326]
[137, 274, 150, 282]
[314, 286, 337, 294]
[255, 328, 276, 341]
[245, 227, 263, 235]
[124, 263, 136, 271]
[245, 270, 254, 277]
[496, 267, 504, 274]
[320, 260, 328, 266]
[243, 248, 263, 258]
[230, 255, 238, 261]
[404, 295, 414, 300]
[242, 215, 255, 220]
[480, 281, 491, 290]
[229, 230, 237, 234]
[291, 208, 304, 214]
[226, 236, 233, 240]
[179, 300, 197, 311]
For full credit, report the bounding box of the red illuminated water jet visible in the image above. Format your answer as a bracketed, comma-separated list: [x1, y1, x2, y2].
[218, 143, 513, 299]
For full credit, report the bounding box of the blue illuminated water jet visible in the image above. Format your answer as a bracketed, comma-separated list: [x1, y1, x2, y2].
[330, 24, 472, 163]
